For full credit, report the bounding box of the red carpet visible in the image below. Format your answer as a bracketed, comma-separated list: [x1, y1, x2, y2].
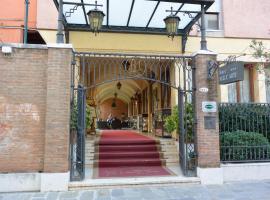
[96, 130, 172, 178]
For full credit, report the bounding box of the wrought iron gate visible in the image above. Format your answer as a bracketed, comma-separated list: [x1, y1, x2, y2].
[70, 52, 197, 181]
[70, 84, 86, 181]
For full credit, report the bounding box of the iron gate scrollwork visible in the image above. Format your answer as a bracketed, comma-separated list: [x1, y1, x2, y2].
[70, 52, 197, 180]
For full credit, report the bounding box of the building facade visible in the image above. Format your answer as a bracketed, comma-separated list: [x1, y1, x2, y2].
[0, 0, 270, 192]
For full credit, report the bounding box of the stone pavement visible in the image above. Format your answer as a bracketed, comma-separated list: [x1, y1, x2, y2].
[1, 181, 270, 200]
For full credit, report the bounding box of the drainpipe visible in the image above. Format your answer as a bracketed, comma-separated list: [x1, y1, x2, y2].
[56, 0, 64, 43]
[24, 0, 30, 44]
[200, 4, 207, 50]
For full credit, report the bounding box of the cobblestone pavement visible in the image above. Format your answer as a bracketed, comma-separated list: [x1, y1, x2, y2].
[1, 181, 270, 200]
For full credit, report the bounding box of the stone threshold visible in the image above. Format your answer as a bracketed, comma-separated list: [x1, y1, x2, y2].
[68, 175, 200, 190]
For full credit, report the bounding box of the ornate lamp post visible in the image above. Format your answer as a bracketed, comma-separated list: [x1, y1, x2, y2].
[87, 1, 105, 35]
[164, 7, 180, 40]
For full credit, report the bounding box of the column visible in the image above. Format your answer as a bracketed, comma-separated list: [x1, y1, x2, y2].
[194, 51, 223, 185]
[42, 44, 73, 191]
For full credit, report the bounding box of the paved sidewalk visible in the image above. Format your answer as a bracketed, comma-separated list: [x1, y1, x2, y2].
[1, 181, 270, 200]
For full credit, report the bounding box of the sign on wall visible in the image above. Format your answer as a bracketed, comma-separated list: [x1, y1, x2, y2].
[202, 101, 217, 113]
[219, 62, 244, 84]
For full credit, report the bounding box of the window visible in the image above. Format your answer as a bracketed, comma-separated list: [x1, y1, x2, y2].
[205, 13, 219, 30]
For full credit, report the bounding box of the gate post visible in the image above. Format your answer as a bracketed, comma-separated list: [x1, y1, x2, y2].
[178, 88, 186, 175]
[43, 44, 73, 191]
[193, 51, 223, 185]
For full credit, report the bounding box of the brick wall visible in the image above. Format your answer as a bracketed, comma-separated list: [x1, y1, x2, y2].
[0, 44, 72, 173]
[99, 98, 128, 120]
[194, 53, 220, 168]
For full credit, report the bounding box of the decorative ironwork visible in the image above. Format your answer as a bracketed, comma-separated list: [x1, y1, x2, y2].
[219, 103, 270, 163]
[65, 5, 79, 18]
[207, 60, 219, 80]
[70, 51, 197, 180]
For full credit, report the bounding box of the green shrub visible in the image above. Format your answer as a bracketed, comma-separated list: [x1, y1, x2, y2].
[219, 103, 270, 141]
[220, 130, 270, 161]
[164, 115, 175, 134]
[164, 103, 194, 142]
[70, 103, 92, 131]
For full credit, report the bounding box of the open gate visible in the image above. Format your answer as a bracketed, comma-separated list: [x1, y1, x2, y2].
[70, 52, 197, 181]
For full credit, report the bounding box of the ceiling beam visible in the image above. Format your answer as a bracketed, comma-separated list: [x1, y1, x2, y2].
[81, 0, 88, 25]
[146, 1, 160, 28]
[147, 0, 214, 5]
[67, 24, 185, 35]
[127, 0, 136, 26]
[174, 3, 185, 16]
[107, 0, 109, 25]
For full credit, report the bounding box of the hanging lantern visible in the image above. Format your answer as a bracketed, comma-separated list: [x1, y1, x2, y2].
[122, 60, 130, 71]
[116, 82, 122, 90]
[87, 1, 105, 35]
[111, 100, 116, 108]
[134, 92, 139, 101]
[164, 7, 180, 39]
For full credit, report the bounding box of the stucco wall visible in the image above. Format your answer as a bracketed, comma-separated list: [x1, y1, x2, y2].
[69, 31, 182, 54]
[222, 0, 270, 39]
[36, 0, 58, 30]
[0, 0, 37, 43]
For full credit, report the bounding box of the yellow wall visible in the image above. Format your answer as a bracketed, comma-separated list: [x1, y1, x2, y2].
[38, 30, 270, 103]
[69, 31, 181, 54]
[186, 36, 270, 61]
[39, 30, 270, 59]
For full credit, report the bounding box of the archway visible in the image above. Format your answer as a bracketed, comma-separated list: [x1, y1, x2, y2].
[70, 52, 196, 181]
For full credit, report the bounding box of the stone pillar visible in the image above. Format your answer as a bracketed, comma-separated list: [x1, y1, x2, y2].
[42, 44, 73, 191]
[194, 50, 223, 185]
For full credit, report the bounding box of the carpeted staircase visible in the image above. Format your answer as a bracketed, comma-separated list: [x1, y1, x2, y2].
[94, 130, 172, 178]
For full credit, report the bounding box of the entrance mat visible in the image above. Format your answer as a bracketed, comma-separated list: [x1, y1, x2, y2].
[95, 130, 173, 178]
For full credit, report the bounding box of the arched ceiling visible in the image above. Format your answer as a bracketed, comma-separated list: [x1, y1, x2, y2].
[94, 79, 149, 104]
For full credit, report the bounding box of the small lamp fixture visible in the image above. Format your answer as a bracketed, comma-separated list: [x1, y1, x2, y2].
[116, 82, 122, 90]
[164, 7, 180, 40]
[87, 1, 105, 35]
[122, 60, 131, 71]
[111, 100, 116, 108]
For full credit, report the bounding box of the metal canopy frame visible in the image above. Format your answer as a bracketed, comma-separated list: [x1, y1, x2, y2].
[53, 0, 214, 52]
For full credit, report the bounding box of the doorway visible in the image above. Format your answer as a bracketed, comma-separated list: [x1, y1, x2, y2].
[70, 52, 197, 181]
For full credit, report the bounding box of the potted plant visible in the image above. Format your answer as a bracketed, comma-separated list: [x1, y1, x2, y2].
[70, 102, 92, 140]
[164, 115, 175, 138]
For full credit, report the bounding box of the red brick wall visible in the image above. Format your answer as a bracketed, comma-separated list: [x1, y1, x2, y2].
[0, 44, 72, 173]
[99, 99, 128, 120]
[194, 53, 220, 168]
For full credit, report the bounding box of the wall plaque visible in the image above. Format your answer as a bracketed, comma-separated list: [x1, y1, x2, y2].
[204, 116, 216, 129]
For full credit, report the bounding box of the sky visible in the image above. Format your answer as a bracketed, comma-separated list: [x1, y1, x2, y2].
[61, 0, 218, 29]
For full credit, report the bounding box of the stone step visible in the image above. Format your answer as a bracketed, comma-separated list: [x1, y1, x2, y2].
[68, 176, 200, 190]
[85, 134, 180, 168]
